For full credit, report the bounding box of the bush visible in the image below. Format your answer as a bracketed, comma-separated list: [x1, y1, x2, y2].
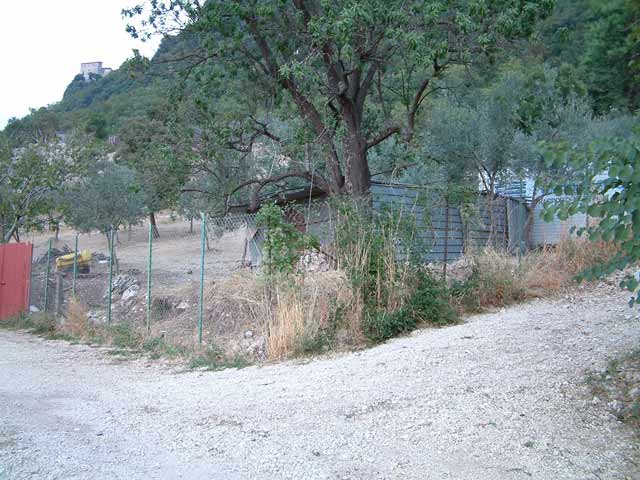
[451, 264, 526, 313]
[362, 270, 457, 343]
[363, 309, 417, 343]
[256, 202, 318, 278]
[403, 271, 457, 325]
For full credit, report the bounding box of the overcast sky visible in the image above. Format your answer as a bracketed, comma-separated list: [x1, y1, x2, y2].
[0, 1, 161, 129]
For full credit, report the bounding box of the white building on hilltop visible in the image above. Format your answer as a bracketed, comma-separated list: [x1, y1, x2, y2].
[80, 62, 113, 81]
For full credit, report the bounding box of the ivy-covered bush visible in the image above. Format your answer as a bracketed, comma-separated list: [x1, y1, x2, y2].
[256, 203, 318, 278]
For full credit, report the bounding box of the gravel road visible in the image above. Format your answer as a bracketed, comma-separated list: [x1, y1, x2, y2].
[2, 286, 640, 480]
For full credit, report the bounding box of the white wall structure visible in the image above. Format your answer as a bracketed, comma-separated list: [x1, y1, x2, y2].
[530, 203, 588, 247]
[80, 62, 112, 81]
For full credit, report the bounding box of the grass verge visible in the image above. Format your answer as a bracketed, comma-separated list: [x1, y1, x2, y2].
[587, 350, 640, 429]
[0, 301, 252, 372]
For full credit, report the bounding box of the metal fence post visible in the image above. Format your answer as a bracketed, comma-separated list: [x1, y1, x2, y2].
[443, 196, 450, 280]
[146, 221, 153, 332]
[72, 233, 78, 297]
[107, 228, 114, 324]
[198, 213, 206, 345]
[43, 238, 52, 312]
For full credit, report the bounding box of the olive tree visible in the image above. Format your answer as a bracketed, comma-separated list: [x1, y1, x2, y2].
[62, 161, 145, 271]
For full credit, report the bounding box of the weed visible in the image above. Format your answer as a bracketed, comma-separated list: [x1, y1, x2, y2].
[188, 345, 251, 371]
[65, 298, 88, 337]
[587, 350, 640, 429]
[109, 322, 142, 350]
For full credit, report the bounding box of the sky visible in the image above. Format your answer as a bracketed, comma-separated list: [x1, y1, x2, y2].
[0, 1, 161, 129]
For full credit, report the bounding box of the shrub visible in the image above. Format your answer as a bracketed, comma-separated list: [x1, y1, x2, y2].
[362, 270, 457, 342]
[256, 202, 318, 278]
[403, 271, 457, 326]
[65, 298, 88, 337]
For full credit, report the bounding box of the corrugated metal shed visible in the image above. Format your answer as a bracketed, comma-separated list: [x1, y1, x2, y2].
[247, 182, 529, 267]
[531, 203, 588, 247]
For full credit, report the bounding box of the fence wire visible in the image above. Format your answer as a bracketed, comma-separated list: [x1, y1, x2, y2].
[28, 214, 259, 345]
[26, 190, 527, 343]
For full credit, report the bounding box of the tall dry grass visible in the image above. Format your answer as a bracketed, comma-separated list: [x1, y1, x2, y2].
[451, 238, 618, 313]
[265, 271, 360, 359]
[65, 297, 89, 337]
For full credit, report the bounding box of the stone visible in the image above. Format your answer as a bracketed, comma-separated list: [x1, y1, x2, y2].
[29, 305, 40, 313]
[176, 302, 189, 312]
[106, 274, 139, 299]
[121, 285, 140, 303]
[244, 330, 254, 339]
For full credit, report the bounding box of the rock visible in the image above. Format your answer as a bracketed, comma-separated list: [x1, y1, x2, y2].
[298, 250, 332, 273]
[244, 330, 254, 339]
[106, 274, 139, 299]
[29, 305, 40, 313]
[246, 336, 266, 359]
[176, 302, 189, 312]
[121, 285, 140, 303]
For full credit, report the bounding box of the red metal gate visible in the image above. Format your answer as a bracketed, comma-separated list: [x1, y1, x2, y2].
[0, 243, 33, 320]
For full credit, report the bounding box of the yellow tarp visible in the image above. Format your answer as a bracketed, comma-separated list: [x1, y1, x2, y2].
[55, 250, 92, 270]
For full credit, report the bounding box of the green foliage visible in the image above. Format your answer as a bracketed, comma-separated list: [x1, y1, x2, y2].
[363, 270, 456, 342]
[581, 0, 640, 113]
[189, 346, 251, 371]
[124, 0, 553, 196]
[62, 161, 145, 235]
[116, 110, 192, 221]
[544, 127, 640, 304]
[256, 203, 318, 278]
[403, 271, 457, 325]
[534, 0, 639, 113]
[335, 199, 455, 343]
[363, 309, 418, 343]
[0, 139, 73, 242]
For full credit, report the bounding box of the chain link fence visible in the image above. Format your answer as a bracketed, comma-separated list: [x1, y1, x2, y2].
[26, 187, 526, 348]
[27, 212, 261, 345]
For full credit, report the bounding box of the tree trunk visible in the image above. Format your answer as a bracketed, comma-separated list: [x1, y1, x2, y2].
[149, 212, 160, 239]
[343, 134, 371, 196]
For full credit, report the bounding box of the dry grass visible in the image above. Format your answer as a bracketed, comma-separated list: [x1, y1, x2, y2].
[64, 298, 89, 337]
[37, 235, 617, 364]
[451, 237, 618, 313]
[266, 287, 309, 359]
[266, 271, 358, 359]
[521, 238, 617, 296]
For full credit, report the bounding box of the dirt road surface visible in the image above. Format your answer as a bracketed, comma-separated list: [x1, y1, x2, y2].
[2, 287, 640, 479]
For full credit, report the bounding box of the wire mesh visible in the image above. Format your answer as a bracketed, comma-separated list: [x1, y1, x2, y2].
[23, 188, 525, 344]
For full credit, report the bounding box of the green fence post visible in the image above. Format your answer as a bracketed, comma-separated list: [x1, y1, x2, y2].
[146, 221, 153, 332]
[72, 233, 79, 298]
[43, 238, 52, 312]
[107, 228, 114, 324]
[198, 213, 206, 345]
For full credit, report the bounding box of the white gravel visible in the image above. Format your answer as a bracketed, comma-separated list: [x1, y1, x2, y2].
[1, 286, 640, 479]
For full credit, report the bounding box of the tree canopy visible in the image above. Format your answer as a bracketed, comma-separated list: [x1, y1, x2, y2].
[124, 0, 554, 197]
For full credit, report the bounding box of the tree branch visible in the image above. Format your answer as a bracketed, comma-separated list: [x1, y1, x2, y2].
[226, 171, 331, 212]
[366, 125, 401, 150]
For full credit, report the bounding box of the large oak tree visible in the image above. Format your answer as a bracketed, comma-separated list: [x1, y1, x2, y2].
[125, 0, 553, 199]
